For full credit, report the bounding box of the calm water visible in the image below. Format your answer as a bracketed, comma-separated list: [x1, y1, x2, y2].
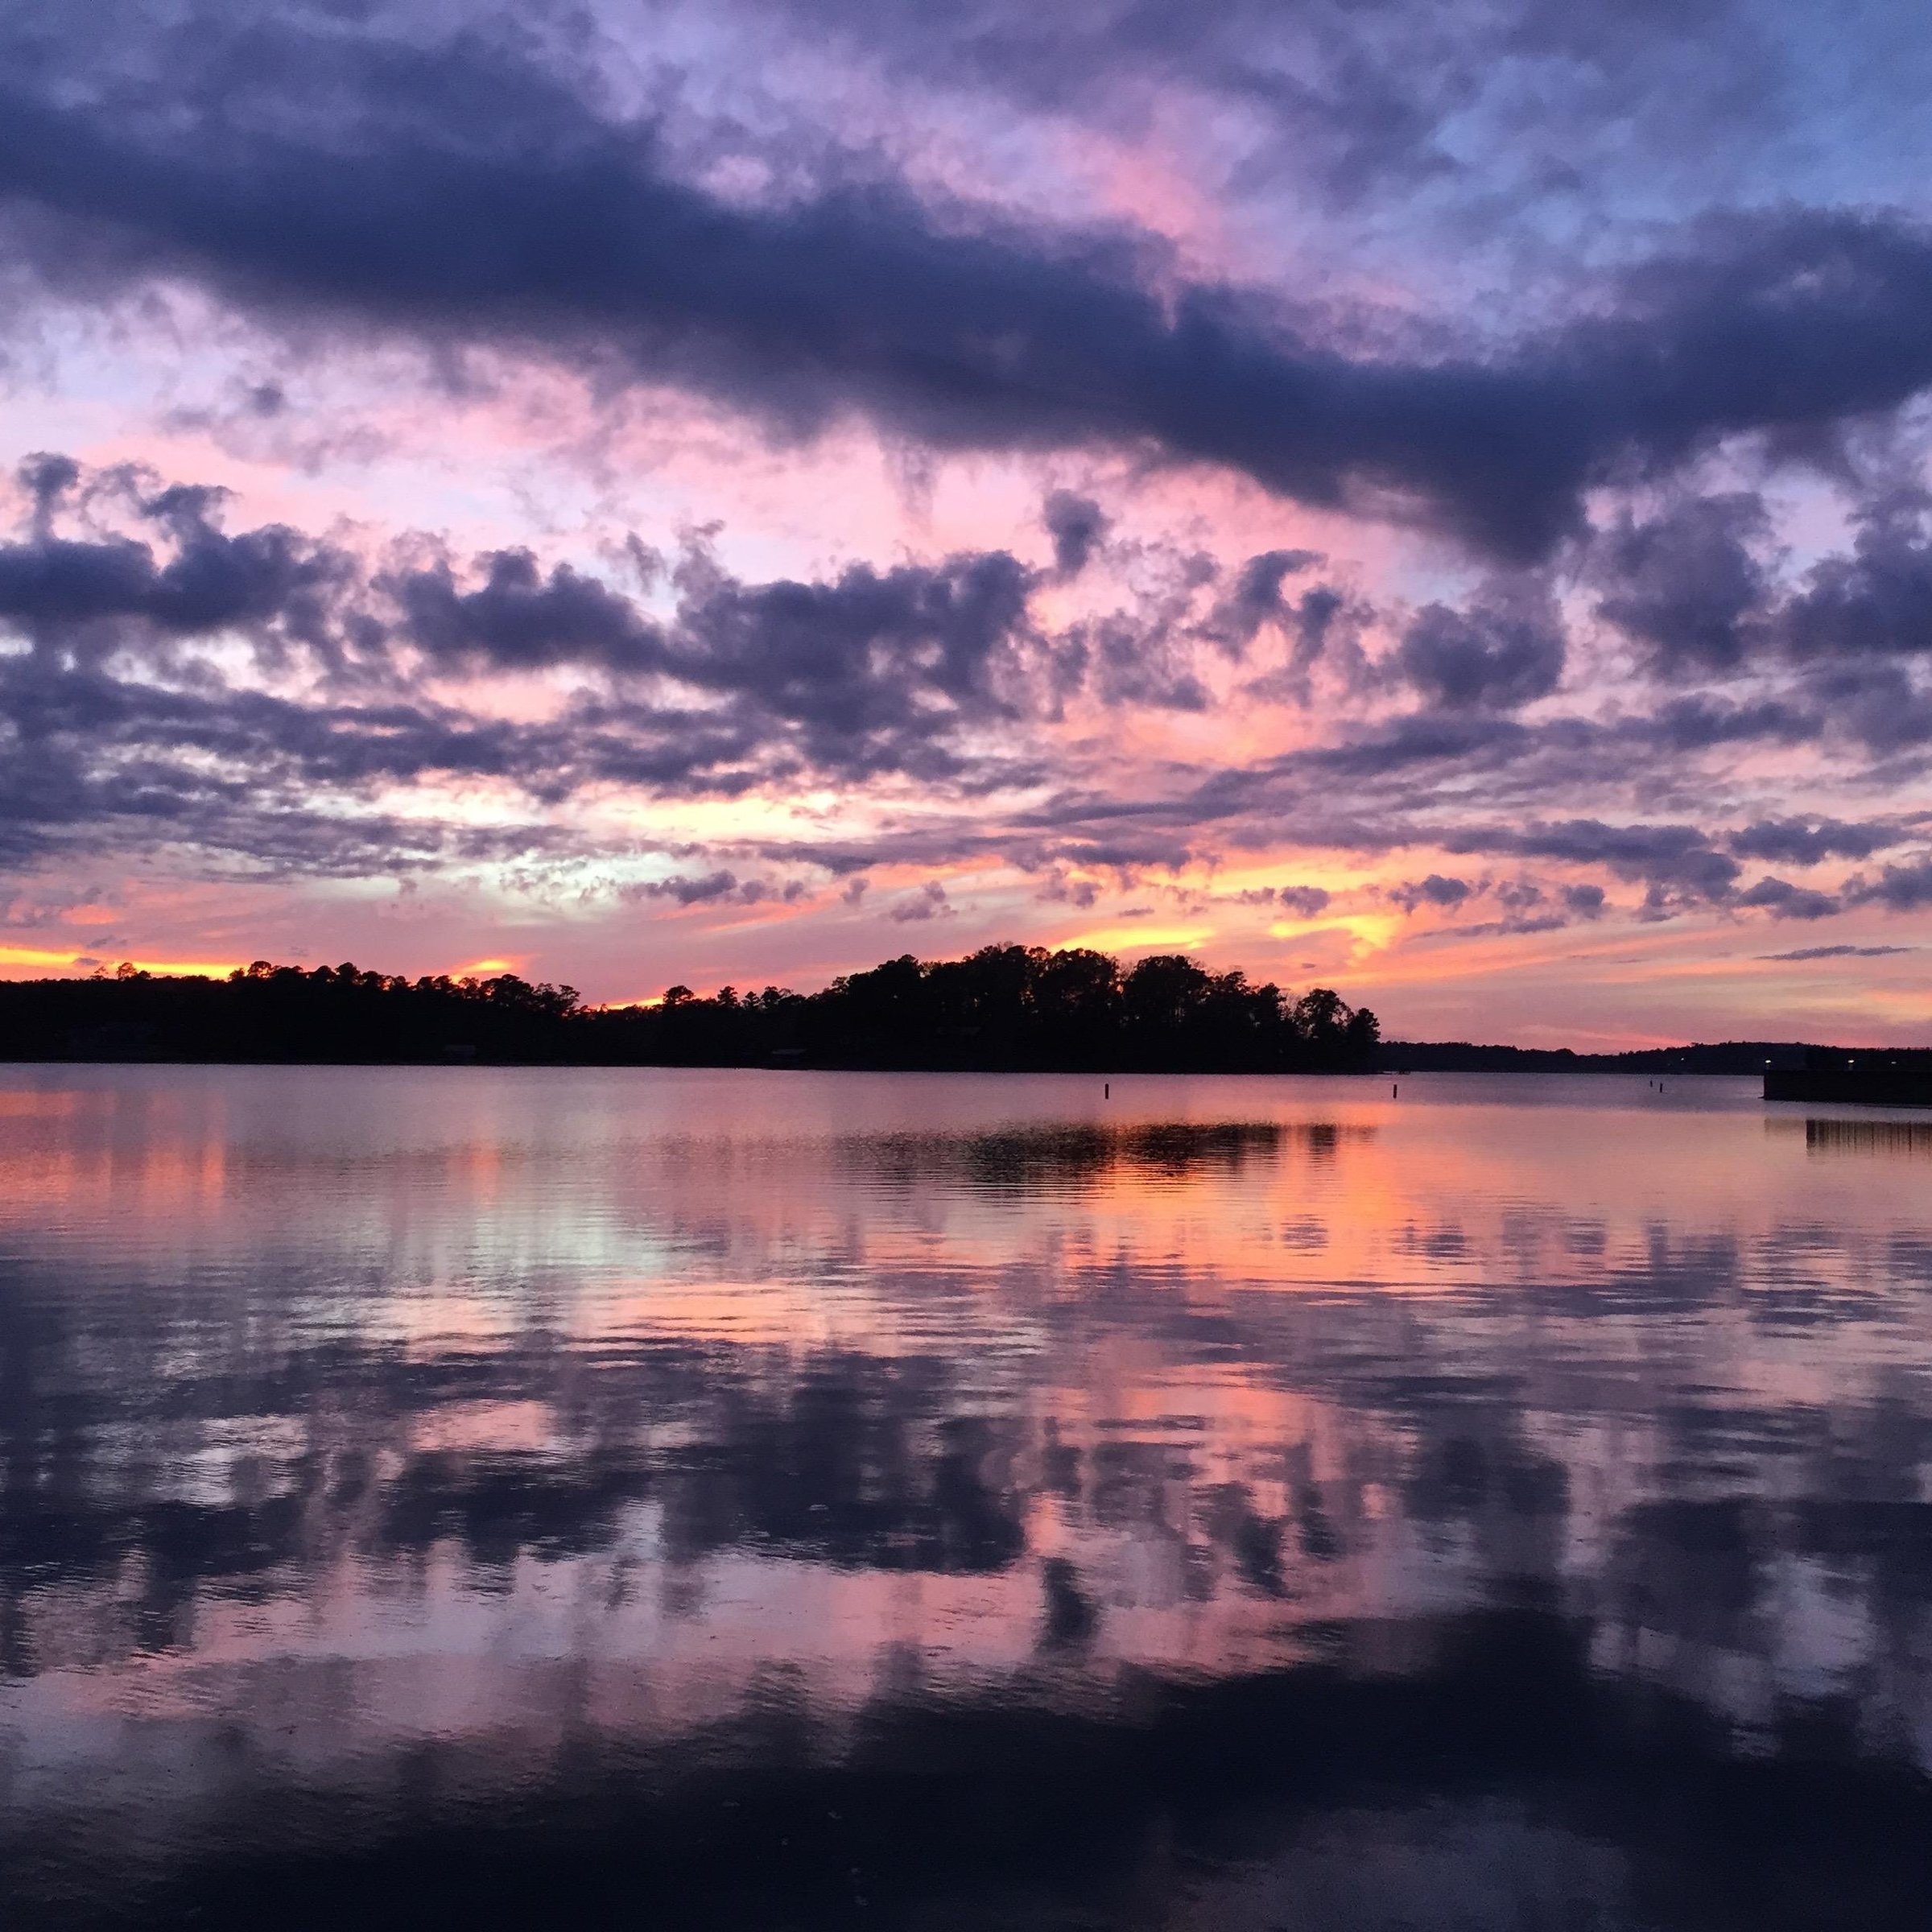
[2, 1067, 1931, 1930]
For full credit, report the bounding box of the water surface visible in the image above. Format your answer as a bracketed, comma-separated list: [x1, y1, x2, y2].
[2, 1067, 1930, 1928]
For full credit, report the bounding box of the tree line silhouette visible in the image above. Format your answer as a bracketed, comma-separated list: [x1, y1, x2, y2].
[2, 946, 1381, 1072]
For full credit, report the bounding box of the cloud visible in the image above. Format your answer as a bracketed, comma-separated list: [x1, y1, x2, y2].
[1728, 816, 1901, 865]
[1847, 857, 1932, 911]
[1414, 914, 1572, 943]
[1780, 490, 1932, 661]
[1197, 549, 1321, 652]
[1397, 581, 1565, 709]
[888, 880, 953, 921]
[0, 448, 1923, 968]
[1407, 874, 1604, 940]
[1035, 866, 1100, 907]
[1797, 660, 1932, 753]
[1447, 819, 1742, 905]
[1079, 609, 1211, 712]
[649, 0, 1932, 309]
[1042, 491, 1108, 576]
[399, 539, 1051, 770]
[0, 458, 353, 662]
[1736, 876, 1839, 920]
[394, 550, 661, 673]
[1593, 492, 1772, 673]
[0, 457, 1088, 836]
[1274, 884, 1332, 917]
[1579, 487, 1932, 755]
[19, 452, 79, 534]
[1233, 881, 1333, 917]
[1389, 873, 1471, 911]
[1761, 943, 1915, 960]
[663, 546, 1049, 757]
[721, 0, 1473, 200]
[626, 869, 772, 906]
[1646, 695, 1821, 751]
[9, 23, 1932, 558]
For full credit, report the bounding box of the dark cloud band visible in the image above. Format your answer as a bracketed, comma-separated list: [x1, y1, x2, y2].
[8, 23, 1932, 558]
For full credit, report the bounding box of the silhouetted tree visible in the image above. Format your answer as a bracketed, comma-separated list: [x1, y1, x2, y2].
[1, 945, 1382, 1072]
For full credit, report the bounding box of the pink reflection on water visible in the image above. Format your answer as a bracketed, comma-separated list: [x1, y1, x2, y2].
[2, 1064, 1932, 1885]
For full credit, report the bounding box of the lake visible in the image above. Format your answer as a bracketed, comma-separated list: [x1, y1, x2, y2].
[2, 1065, 1930, 1929]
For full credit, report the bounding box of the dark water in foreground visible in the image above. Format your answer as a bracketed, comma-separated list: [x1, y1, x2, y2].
[2, 1067, 1931, 1930]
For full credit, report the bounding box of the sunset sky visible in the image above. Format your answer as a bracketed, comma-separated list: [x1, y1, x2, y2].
[2, 0, 1931, 1045]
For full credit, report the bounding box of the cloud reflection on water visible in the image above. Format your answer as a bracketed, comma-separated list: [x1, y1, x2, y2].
[1, 1067, 1930, 1927]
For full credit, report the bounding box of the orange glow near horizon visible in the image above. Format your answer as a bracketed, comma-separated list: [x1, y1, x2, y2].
[0, 946, 240, 980]
[1267, 912, 1402, 957]
[1059, 923, 1218, 956]
[0, 816, 1922, 1045]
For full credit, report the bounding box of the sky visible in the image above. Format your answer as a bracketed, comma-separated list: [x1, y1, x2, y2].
[2, 0, 1930, 1045]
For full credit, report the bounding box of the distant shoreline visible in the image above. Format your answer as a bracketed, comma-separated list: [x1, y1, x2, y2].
[0, 1051, 1889, 1078]
[1, 955, 1921, 1080]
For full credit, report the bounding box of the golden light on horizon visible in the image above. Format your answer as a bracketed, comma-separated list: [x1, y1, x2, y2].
[1267, 913, 1402, 957]
[0, 947, 241, 979]
[1059, 923, 1217, 955]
